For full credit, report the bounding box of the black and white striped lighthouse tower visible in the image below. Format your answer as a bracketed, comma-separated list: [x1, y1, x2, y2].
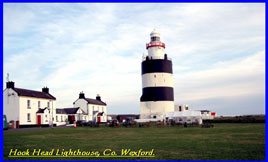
[140, 29, 174, 119]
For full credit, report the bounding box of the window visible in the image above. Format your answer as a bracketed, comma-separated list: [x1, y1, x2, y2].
[56, 116, 58, 122]
[27, 113, 31, 122]
[47, 102, 50, 108]
[45, 115, 47, 118]
[151, 36, 160, 41]
[186, 107, 188, 110]
[154, 75, 156, 78]
[61, 116, 63, 122]
[38, 101, 41, 108]
[179, 106, 182, 111]
[27, 100, 31, 108]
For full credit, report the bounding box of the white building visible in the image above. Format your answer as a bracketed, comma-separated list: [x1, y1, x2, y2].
[137, 30, 215, 125]
[167, 105, 203, 124]
[73, 92, 107, 123]
[3, 81, 57, 128]
[175, 104, 189, 112]
[35, 107, 87, 126]
[140, 29, 174, 119]
[199, 110, 216, 120]
[55, 107, 87, 126]
[166, 110, 203, 125]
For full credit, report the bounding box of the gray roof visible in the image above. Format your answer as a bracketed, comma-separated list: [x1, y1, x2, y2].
[36, 108, 48, 113]
[56, 108, 66, 114]
[13, 88, 56, 100]
[84, 98, 107, 106]
[199, 110, 211, 112]
[56, 107, 87, 115]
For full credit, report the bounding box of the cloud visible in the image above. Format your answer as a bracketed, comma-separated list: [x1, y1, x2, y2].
[3, 3, 265, 115]
[187, 93, 265, 116]
[174, 50, 265, 100]
[4, 4, 36, 34]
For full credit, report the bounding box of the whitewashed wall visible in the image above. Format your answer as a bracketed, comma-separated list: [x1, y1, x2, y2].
[19, 97, 56, 125]
[142, 73, 173, 88]
[73, 99, 87, 113]
[3, 88, 20, 123]
[54, 113, 68, 126]
[73, 99, 89, 120]
[74, 99, 107, 122]
[174, 104, 189, 112]
[90, 104, 107, 122]
[148, 46, 165, 59]
[140, 101, 174, 119]
[36, 108, 50, 125]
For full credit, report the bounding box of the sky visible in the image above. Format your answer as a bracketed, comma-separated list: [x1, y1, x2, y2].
[3, 3, 265, 116]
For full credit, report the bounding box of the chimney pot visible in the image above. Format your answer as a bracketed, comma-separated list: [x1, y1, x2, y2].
[42, 87, 49, 94]
[6, 81, 15, 89]
[79, 92, 85, 99]
[96, 94, 101, 101]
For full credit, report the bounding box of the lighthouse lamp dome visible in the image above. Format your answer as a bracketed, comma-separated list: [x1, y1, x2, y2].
[150, 29, 160, 41]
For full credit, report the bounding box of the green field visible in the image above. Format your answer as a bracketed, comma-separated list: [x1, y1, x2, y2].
[3, 123, 265, 161]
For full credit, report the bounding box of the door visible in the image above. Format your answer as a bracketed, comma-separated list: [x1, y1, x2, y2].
[16, 121, 20, 128]
[37, 115, 41, 126]
[97, 116, 101, 123]
[72, 115, 75, 121]
[68, 115, 75, 124]
[68, 116, 72, 124]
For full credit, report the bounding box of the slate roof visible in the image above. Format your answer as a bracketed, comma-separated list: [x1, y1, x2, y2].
[13, 88, 56, 100]
[64, 108, 80, 114]
[84, 98, 107, 106]
[199, 110, 211, 113]
[56, 107, 87, 115]
[56, 109, 66, 114]
[36, 108, 48, 113]
[98, 112, 104, 116]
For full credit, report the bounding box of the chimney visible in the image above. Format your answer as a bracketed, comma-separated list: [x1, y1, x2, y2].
[96, 94, 101, 101]
[6, 81, 15, 89]
[79, 92, 85, 99]
[42, 87, 49, 94]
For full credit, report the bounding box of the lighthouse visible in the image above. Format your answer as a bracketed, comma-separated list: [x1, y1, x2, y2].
[140, 29, 174, 119]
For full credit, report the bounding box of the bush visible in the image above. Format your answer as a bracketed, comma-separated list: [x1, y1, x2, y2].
[205, 115, 265, 123]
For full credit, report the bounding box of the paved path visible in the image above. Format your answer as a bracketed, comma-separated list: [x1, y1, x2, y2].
[4, 125, 74, 132]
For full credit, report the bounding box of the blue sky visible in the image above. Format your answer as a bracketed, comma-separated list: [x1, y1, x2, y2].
[4, 3, 265, 116]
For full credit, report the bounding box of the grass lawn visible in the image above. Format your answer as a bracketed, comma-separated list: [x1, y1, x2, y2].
[3, 123, 265, 161]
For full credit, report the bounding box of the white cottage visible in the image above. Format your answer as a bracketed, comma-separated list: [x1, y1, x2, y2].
[55, 107, 87, 126]
[73, 92, 107, 123]
[3, 81, 56, 128]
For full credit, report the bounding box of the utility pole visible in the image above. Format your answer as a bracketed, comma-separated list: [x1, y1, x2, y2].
[51, 100, 54, 128]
